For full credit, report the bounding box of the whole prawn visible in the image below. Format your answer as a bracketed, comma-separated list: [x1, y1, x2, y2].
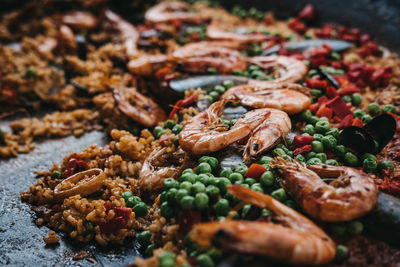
[145, 1, 209, 24]
[190, 185, 336, 265]
[272, 157, 379, 222]
[222, 84, 311, 115]
[112, 87, 166, 127]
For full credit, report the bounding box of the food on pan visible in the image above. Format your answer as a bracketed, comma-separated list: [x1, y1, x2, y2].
[0, 0, 399, 265]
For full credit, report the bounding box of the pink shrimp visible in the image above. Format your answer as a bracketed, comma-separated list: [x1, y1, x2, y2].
[145, 1, 209, 24]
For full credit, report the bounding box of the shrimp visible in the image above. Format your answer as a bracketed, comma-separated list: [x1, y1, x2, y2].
[112, 87, 166, 127]
[272, 157, 379, 222]
[105, 9, 139, 58]
[145, 1, 209, 24]
[222, 84, 311, 115]
[247, 55, 308, 87]
[243, 108, 291, 162]
[179, 100, 270, 155]
[206, 20, 269, 44]
[58, 25, 77, 53]
[138, 147, 186, 192]
[190, 185, 336, 265]
[60, 11, 98, 30]
[172, 42, 247, 74]
[127, 55, 169, 76]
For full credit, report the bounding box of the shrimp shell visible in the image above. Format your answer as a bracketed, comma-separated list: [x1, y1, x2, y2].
[145, 1, 209, 24]
[190, 185, 336, 265]
[273, 158, 379, 222]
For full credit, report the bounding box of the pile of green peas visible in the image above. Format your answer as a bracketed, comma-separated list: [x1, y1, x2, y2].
[153, 119, 183, 145]
[204, 80, 235, 103]
[121, 191, 148, 217]
[231, 6, 266, 21]
[232, 64, 273, 80]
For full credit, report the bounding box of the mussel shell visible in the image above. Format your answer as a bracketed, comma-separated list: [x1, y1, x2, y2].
[262, 39, 352, 56]
[338, 126, 375, 155]
[364, 113, 396, 152]
[169, 75, 249, 93]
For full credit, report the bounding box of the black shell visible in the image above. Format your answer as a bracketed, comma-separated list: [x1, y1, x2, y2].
[364, 113, 397, 152]
[262, 39, 352, 56]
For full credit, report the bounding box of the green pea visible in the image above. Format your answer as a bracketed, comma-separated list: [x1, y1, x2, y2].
[353, 109, 366, 119]
[217, 177, 231, 194]
[198, 174, 212, 185]
[309, 115, 320, 125]
[329, 223, 347, 236]
[192, 182, 206, 194]
[84, 221, 93, 233]
[206, 185, 220, 198]
[260, 171, 275, 187]
[302, 133, 311, 137]
[214, 85, 226, 94]
[315, 120, 330, 133]
[378, 160, 395, 171]
[344, 152, 358, 167]
[176, 189, 189, 202]
[232, 69, 244, 76]
[205, 95, 214, 102]
[50, 170, 62, 179]
[361, 153, 376, 162]
[351, 93, 362, 106]
[194, 193, 209, 210]
[325, 159, 339, 166]
[258, 155, 273, 164]
[180, 172, 197, 183]
[348, 221, 363, 235]
[342, 95, 352, 103]
[234, 165, 248, 176]
[127, 196, 142, 208]
[196, 162, 212, 174]
[173, 136, 179, 147]
[180, 195, 195, 209]
[251, 184, 264, 193]
[382, 104, 397, 114]
[199, 156, 219, 170]
[159, 251, 175, 267]
[322, 135, 337, 150]
[171, 124, 182, 134]
[163, 120, 176, 129]
[121, 191, 133, 201]
[161, 202, 174, 219]
[272, 147, 287, 157]
[223, 80, 235, 89]
[215, 198, 230, 216]
[307, 157, 322, 165]
[303, 124, 315, 135]
[313, 133, 324, 141]
[311, 89, 322, 97]
[25, 67, 36, 78]
[145, 244, 156, 257]
[244, 178, 257, 186]
[207, 67, 217, 74]
[166, 188, 178, 203]
[228, 172, 244, 183]
[271, 188, 287, 202]
[241, 204, 252, 218]
[180, 181, 193, 192]
[330, 52, 340, 61]
[362, 114, 373, 124]
[133, 202, 148, 217]
[311, 141, 324, 153]
[182, 168, 194, 175]
[219, 168, 233, 178]
[295, 154, 306, 162]
[163, 178, 179, 190]
[334, 145, 346, 157]
[285, 200, 297, 209]
[325, 128, 340, 139]
[368, 103, 380, 116]
[224, 192, 240, 204]
[315, 153, 327, 163]
[299, 109, 312, 122]
[334, 245, 348, 263]
[209, 91, 220, 101]
[305, 151, 317, 160]
[197, 253, 215, 267]
[137, 230, 152, 247]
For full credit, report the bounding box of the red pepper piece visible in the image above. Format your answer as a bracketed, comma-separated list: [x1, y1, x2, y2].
[352, 117, 364, 127]
[293, 145, 312, 156]
[381, 167, 393, 177]
[316, 105, 333, 120]
[297, 4, 314, 21]
[288, 18, 307, 34]
[168, 93, 198, 119]
[244, 164, 267, 180]
[326, 96, 352, 119]
[100, 216, 127, 234]
[326, 86, 338, 99]
[333, 116, 342, 123]
[309, 103, 319, 113]
[305, 78, 328, 89]
[104, 202, 113, 212]
[337, 85, 360, 96]
[292, 135, 314, 149]
[338, 114, 354, 129]
[317, 96, 329, 105]
[114, 207, 132, 221]
[178, 210, 201, 233]
[0, 86, 17, 104]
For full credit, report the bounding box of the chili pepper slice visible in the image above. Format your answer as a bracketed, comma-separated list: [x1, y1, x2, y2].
[293, 145, 312, 156]
[244, 164, 267, 180]
[168, 93, 198, 119]
[352, 117, 364, 128]
[326, 96, 352, 119]
[338, 114, 354, 129]
[292, 135, 314, 149]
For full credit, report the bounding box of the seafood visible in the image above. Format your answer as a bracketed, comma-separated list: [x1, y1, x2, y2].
[222, 84, 311, 114]
[179, 100, 270, 155]
[59, 11, 98, 30]
[58, 25, 77, 53]
[273, 158, 379, 222]
[243, 108, 291, 162]
[127, 55, 169, 76]
[112, 87, 166, 127]
[190, 185, 336, 265]
[138, 147, 186, 192]
[172, 42, 247, 74]
[105, 9, 139, 58]
[144, 1, 209, 24]
[247, 55, 308, 86]
[206, 20, 269, 44]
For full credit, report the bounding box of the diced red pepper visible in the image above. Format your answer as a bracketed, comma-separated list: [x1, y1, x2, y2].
[104, 202, 113, 212]
[62, 154, 89, 178]
[326, 86, 338, 99]
[244, 164, 267, 180]
[333, 116, 342, 123]
[318, 96, 329, 105]
[326, 96, 352, 119]
[114, 207, 132, 221]
[293, 145, 312, 156]
[352, 117, 363, 128]
[309, 103, 319, 113]
[305, 78, 328, 89]
[314, 24, 335, 38]
[338, 114, 354, 129]
[178, 210, 201, 233]
[316, 105, 333, 119]
[288, 18, 307, 34]
[0, 86, 17, 104]
[297, 4, 315, 21]
[337, 85, 360, 96]
[100, 216, 127, 234]
[292, 135, 314, 149]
